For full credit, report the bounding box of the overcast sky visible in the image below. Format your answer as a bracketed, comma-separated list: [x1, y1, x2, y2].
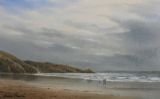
[0, 0, 160, 71]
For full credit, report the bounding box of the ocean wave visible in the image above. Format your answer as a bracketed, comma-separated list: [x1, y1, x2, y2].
[34, 73, 160, 82]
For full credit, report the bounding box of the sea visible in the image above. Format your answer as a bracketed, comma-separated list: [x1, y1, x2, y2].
[34, 71, 160, 83]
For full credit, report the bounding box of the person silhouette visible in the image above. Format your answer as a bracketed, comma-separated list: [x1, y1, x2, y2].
[103, 79, 107, 88]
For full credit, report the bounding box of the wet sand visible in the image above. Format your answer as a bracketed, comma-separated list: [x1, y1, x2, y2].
[0, 79, 136, 99]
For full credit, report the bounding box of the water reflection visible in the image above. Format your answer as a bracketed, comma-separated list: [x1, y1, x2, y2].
[0, 73, 38, 81]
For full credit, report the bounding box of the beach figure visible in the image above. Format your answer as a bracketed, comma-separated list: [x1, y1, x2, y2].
[103, 79, 107, 88]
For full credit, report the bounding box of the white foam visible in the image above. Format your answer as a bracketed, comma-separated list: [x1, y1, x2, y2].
[34, 73, 160, 82]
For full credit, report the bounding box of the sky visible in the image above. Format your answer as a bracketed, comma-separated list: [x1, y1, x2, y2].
[0, 0, 160, 71]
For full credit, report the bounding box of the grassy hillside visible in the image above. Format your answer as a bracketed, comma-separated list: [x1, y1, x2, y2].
[0, 51, 93, 73]
[0, 51, 37, 73]
[24, 61, 93, 73]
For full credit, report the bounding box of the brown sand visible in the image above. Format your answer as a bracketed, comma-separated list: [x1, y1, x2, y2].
[0, 79, 136, 99]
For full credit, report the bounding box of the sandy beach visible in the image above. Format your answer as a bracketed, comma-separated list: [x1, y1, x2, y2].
[0, 79, 136, 99]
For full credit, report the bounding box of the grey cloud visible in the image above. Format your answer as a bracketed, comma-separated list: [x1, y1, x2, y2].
[49, 44, 80, 53]
[40, 28, 67, 38]
[107, 4, 160, 71]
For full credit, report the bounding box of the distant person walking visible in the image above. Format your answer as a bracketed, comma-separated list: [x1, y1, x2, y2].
[103, 79, 107, 88]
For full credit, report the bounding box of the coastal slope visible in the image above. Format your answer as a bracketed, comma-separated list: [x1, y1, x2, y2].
[0, 51, 37, 73]
[0, 51, 93, 73]
[25, 61, 93, 73]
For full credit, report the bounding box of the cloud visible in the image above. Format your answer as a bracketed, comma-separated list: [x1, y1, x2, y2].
[0, 0, 160, 71]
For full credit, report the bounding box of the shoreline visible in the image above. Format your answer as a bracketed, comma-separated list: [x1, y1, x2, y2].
[0, 79, 136, 99]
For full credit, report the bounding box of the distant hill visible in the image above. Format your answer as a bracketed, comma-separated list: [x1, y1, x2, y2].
[24, 61, 93, 73]
[0, 51, 93, 73]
